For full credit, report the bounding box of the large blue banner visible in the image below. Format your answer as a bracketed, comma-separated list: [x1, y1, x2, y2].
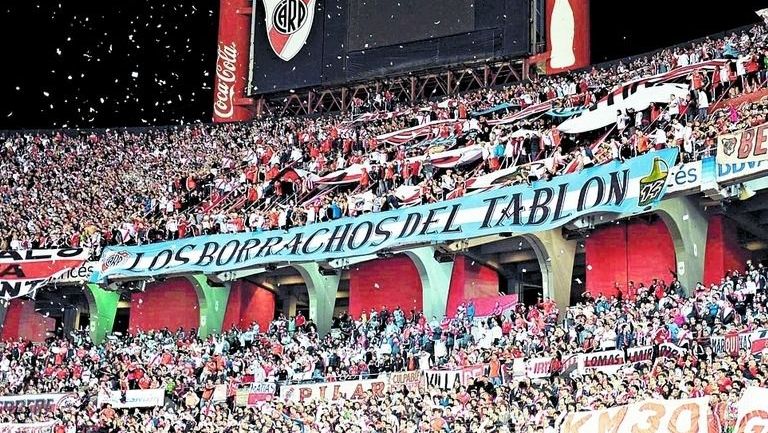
[92, 149, 678, 283]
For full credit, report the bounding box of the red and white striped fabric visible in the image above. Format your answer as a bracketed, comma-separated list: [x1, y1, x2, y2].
[594, 59, 728, 108]
[340, 109, 411, 126]
[487, 101, 554, 126]
[430, 146, 483, 168]
[316, 164, 367, 185]
[394, 185, 422, 205]
[403, 145, 484, 169]
[647, 59, 727, 84]
[376, 120, 453, 145]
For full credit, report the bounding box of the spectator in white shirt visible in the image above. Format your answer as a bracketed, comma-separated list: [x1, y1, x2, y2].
[697, 90, 709, 121]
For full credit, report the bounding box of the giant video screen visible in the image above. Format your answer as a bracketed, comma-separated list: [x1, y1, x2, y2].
[347, 0, 477, 51]
[249, 0, 531, 94]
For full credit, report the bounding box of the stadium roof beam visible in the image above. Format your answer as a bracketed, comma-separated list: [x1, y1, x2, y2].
[445, 234, 515, 252]
[257, 59, 525, 117]
[726, 213, 768, 243]
[496, 250, 539, 264]
[326, 254, 378, 269]
[729, 195, 768, 214]
[210, 267, 268, 283]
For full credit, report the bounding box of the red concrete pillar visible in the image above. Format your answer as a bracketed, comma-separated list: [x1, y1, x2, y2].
[446, 256, 501, 316]
[704, 215, 750, 285]
[586, 220, 675, 297]
[129, 278, 200, 334]
[1, 299, 55, 342]
[348, 255, 422, 318]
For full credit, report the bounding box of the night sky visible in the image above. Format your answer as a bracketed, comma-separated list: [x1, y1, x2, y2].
[0, 1, 219, 130]
[0, 0, 765, 129]
[589, 0, 768, 63]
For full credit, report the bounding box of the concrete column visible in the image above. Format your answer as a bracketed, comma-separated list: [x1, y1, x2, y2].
[63, 307, 79, 335]
[286, 294, 298, 317]
[187, 275, 231, 338]
[73, 309, 82, 331]
[84, 283, 120, 344]
[0, 304, 8, 337]
[657, 196, 708, 294]
[524, 230, 577, 313]
[292, 264, 340, 337]
[403, 247, 456, 321]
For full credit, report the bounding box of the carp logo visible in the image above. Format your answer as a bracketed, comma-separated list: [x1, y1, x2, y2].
[720, 136, 737, 156]
[637, 157, 670, 207]
[101, 251, 130, 272]
[263, 0, 316, 61]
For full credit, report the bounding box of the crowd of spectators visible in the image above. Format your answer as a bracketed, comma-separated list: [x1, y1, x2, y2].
[2, 23, 768, 432]
[0, 260, 762, 432]
[1, 25, 767, 254]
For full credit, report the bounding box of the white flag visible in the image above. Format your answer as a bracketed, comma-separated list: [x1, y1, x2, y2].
[756, 8, 768, 24]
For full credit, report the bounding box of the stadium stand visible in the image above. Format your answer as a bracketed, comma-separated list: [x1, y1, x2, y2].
[1, 25, 766, 253]
[0, 19, 767, 433]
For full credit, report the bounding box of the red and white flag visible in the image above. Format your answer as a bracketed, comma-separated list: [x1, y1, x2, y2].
[0, 249, 90, 300]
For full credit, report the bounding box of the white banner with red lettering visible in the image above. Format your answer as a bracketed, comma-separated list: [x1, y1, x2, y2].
[735, 387, 768, 433]
[388, 370, 422, 389]
[716, 122, 768, 164]
[0, 249, 90, 300]
[0, 393, 77, 414]
[0, 422, 55, 433]
[578, 349, 626, 375]
[626, 346, 654, 365]
[502, 357, 553, 382]
[280, 378, 388, 403]
[235, 382, 276, 407]
[560, 397, 710, 433]
[710, 329, 768, 356]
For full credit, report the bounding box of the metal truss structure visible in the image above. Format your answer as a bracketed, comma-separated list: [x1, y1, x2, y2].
[254, 59, 528, 117]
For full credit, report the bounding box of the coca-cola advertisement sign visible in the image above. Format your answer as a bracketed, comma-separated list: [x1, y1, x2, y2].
[213, 42, 237, 119]
[212, 0, 253, 123]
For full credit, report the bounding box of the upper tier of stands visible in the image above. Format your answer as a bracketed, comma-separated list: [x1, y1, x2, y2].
[1, 25, 766, 256]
